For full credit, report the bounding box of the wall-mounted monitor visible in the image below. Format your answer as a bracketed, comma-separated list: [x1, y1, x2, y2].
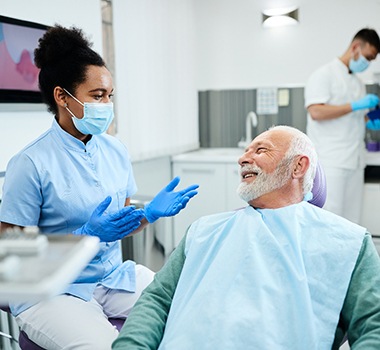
[0, 15, 49, 103]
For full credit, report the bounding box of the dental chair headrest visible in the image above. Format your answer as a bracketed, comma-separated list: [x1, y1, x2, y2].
[308, 161, 327, 208]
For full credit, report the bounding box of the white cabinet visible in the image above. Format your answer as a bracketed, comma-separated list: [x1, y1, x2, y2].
[171, 162, 225, 247]
[361, 182, 380, 237]
[360, 182, 380, 255]
[226, 163, 246, 210]
[171, 149, 246, 247]
[361, 183, 380, 236]
[362, 155, 380, 253]
[373, 236, 380, 256]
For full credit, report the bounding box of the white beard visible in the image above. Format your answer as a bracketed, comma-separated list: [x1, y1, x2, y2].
[237, 158, 293, 203]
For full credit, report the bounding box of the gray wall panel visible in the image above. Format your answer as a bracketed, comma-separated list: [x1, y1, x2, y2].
[199, 87, 306, 148]
[199, 85, 379, 148]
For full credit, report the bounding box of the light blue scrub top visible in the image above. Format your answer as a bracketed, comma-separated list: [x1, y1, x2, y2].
[0, 119, 137, 315]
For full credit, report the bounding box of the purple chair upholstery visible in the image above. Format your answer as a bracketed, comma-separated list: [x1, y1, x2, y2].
[18, 318, 125, 350]
[308, 161, 327, 208]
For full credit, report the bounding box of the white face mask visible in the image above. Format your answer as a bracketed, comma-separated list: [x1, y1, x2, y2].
[63, 89, 114, 135]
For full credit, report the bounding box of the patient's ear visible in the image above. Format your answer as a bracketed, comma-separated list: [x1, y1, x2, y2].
[292, 155, 309, 179]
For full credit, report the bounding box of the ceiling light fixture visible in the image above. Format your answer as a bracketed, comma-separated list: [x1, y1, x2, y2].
[262, 7, 299, 28]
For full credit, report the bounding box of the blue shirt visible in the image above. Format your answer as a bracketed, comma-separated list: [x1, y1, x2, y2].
[0, 119, 138, 315]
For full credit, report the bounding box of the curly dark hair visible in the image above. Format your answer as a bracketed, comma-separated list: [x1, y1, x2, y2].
[34, 25, 105, 114]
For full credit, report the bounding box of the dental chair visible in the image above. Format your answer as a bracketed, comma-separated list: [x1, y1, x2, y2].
[0, 305, 125, 349]
[308, 161, 326, 208]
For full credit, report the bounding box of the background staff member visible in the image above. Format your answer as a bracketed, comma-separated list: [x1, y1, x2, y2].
[305, 28, 380, 223]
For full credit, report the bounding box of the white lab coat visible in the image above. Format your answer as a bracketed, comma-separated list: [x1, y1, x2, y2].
[304, 57, 367, 222]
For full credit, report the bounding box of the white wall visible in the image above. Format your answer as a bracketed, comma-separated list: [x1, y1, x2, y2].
[194, 0, 380, 90]
[2, 0, 380, 173]
[0, 0, 103, 172]
[113, 0, 199, 162]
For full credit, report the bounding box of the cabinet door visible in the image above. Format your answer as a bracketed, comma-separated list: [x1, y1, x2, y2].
[372, 236, 380, 256]
[226, 163, 247, 211]
[361, 183, 380, 236]
[172, 162, 226, 247]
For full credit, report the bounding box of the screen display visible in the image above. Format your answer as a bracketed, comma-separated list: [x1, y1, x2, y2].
[0, 16, 48, 103]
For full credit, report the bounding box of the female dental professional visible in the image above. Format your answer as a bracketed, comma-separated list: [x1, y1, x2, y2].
[0, 25, 198, 349]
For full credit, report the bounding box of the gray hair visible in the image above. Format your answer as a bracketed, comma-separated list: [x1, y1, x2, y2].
[269, 125, 317, 195]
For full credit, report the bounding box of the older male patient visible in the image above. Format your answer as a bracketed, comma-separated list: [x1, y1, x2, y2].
[112, 126, 380, 350]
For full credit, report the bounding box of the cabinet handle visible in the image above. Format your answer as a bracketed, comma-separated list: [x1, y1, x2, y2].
[181, 168, 215, 174]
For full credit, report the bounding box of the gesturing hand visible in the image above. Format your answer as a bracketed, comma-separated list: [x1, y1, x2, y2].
[73, 196, 144, 242]
[144, 177, 199, 223]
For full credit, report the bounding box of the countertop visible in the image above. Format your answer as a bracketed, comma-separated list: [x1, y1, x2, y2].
[173, 148, 380, 166]
[365, 151, 380, 166]
[172, 148, 243, 163]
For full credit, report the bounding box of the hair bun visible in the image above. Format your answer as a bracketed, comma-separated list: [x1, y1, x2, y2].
[34, 25, 93, 69]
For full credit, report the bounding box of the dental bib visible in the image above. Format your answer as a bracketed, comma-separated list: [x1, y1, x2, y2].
[159, 202, 365, 350]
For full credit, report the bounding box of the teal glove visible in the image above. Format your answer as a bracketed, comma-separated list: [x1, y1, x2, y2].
[366, 119, 380, 130]
[144, 177, 199, 223]
[351, 94, 379, 111]
[73, 196, 144, 242]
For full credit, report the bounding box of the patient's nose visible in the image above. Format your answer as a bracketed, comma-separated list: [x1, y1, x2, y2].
[238, 152, 252, 165]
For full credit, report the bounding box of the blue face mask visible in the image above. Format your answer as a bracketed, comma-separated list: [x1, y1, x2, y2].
[63, 89, 114, 135]
[349, 54, 370, 73]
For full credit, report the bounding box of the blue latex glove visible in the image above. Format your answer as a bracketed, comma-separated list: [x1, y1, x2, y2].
[366, 119, 380, 130]
[144, 177, 199, 223]
[73, 196, 144, 242]
[351, 94, 379, 111]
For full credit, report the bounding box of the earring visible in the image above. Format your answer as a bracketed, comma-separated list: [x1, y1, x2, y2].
[63, 103, 68, 108]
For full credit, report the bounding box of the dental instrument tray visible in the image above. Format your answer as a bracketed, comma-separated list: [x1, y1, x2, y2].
[0, 234, 100, 303]
[0, 227, 48, 256]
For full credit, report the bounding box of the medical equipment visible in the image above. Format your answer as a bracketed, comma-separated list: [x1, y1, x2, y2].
[0, 231, 113, 350]
[368, 106, 380, 121]
[0, 232, 99, 303]
[0, 227, 48, 256]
